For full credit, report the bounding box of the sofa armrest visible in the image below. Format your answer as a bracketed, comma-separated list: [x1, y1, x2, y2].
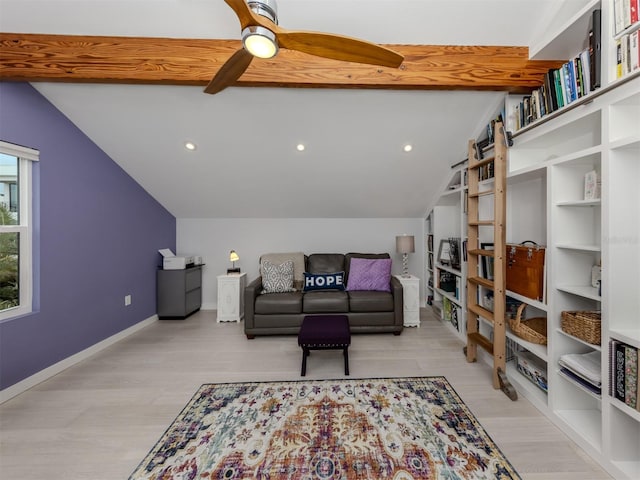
[390, 276, 404, 327]
[244, 276, 263, 333]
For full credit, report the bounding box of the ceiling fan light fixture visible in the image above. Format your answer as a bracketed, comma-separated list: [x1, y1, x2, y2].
[242, 26, 278, 59]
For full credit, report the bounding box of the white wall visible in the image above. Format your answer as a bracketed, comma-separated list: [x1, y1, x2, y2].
[177, 218, 424, 309]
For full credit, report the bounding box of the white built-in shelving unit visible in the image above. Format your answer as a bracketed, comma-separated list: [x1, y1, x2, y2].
[426, 1, 639, 477]
[425, 165, 468, 339]
[507, 1, 640, 477]
[508, 70, 639, 480]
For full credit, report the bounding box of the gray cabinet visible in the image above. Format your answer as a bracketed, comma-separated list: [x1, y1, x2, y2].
[157, 266, 203, 319]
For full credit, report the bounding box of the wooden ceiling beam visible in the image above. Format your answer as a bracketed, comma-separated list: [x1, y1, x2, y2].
[1, 33, 564, 94]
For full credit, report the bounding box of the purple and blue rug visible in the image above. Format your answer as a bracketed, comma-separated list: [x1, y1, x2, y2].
[129, 376, 520, 479]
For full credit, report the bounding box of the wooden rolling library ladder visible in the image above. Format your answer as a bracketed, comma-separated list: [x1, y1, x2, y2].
[464, 122, 517, 400]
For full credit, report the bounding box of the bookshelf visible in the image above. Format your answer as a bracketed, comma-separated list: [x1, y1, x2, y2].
[425, 164, 468, 340]
[509, 0, 640, 134]
[463, 74, 639, 479]
[424, 2, 639, 478]
[425, 212, 435, 308]
[507, 73, 640, 479]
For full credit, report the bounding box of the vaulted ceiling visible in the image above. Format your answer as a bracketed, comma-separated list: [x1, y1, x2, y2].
[0, 0, 572, 218]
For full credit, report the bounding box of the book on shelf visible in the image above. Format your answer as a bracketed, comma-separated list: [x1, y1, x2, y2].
[617, 29, 640, 78]
[450, 304, 459, 330]
[443, 297, 457, 326]
[631, 30, 640, 72]
[590, 8, 602, 90]
[614, 0, 624, 35]
[614, 0, 638, 34]
[584, 170, 600, 200]
[609, 339, 640, 411]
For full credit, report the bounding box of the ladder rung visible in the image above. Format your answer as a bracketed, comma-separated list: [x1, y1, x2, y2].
[468, 190, 494, 198]
[468, 156, 495, 169]
[468, 249, 495, 257]
[468, 276, 494, 289]
[468, 303, 494, 321]
[467, 332, 494, 354]
[468, 220, 494, 226]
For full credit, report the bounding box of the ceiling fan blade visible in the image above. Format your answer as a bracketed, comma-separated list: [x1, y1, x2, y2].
[224, 0, 266, 29]
[204, 48, 254, 94]
[276, 29, 404, 68]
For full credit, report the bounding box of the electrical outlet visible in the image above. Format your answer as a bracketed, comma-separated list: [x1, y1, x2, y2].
[125, 294, 132, 306]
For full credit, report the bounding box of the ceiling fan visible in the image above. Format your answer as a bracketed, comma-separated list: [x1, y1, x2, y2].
[204, 0, 404, 94]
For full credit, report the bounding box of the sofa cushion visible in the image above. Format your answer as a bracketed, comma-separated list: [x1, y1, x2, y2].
[303, 271, 345, 292]
[255, 291, 303, 314]
[307, 254, 345, 274]
[260, 252, 305, 290]
[345, 253, 390, 281]
[261, 260, 295, 294]
[346, 257, 392, 292]
[348, 290, 394, 312]
[303, 291, 349, 313]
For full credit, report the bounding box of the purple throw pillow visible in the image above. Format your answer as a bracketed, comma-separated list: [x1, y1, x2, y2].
[346, 258, 392, 292]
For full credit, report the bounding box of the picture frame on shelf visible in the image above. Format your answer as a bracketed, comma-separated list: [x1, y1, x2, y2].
[438, 239, 451, 266]
[448, 237, 462, 270]
[481, 242, 494, 280]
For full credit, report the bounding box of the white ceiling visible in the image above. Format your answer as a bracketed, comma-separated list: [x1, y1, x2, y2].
[0, 0, 572, 218]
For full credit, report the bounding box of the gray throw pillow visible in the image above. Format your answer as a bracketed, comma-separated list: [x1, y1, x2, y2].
[261, 260, 296, 294]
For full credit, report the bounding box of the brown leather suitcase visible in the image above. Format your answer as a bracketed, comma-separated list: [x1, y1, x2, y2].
[506, 241, 546, 301]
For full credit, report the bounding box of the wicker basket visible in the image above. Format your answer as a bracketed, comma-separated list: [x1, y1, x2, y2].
[561, 311, 601, 345]
[508, 303, 547, 345]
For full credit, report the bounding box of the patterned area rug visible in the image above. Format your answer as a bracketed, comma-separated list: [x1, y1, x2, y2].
[129, 377, 520, 479]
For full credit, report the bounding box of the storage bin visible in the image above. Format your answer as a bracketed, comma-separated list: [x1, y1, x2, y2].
[515, 350, 548, 392]
[509, 303, 547, 345]
[561, 311, 601, 345]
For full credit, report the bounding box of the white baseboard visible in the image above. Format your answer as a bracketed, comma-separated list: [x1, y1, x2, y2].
[0, 314, 158, 404]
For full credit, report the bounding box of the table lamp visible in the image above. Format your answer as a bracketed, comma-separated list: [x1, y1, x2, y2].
[228, 250, 241, 274]
[396, 235, 415, 277]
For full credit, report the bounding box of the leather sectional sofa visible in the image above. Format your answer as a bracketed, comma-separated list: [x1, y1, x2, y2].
[244, 252, 404, 338]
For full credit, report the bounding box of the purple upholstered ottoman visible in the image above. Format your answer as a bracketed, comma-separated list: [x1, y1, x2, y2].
[298, 315, 351, 376]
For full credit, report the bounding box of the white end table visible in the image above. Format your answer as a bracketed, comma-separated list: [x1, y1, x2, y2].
[394, 274, 420, 327]
[217, 273, 247, 322]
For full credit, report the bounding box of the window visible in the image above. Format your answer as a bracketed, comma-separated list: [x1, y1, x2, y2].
[0, 141, 37, 321]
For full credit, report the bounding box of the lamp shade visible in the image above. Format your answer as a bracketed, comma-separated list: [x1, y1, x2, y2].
[229, 250, 240, 262]
[396, 235, 415, 254]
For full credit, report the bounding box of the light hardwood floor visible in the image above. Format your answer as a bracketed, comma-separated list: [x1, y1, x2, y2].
[0, 309, 612, 480]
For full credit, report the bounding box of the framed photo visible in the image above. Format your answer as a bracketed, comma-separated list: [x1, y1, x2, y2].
[438, 239, 451, 265]
[448, 237, 461, 270]
[481, 242, 494, 280]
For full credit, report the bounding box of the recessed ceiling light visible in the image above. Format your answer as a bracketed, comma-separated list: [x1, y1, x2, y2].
[184, 141, 197, 151]
[403, 144, 413, 153]
[296, 144, 305, 152]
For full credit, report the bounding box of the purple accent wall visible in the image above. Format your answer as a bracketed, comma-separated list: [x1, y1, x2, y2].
[0, 83, 176, 390]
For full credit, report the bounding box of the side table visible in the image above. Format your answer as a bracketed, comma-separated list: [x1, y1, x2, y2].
[217, 273, 247, 322]
[394, 274, 420, 327]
